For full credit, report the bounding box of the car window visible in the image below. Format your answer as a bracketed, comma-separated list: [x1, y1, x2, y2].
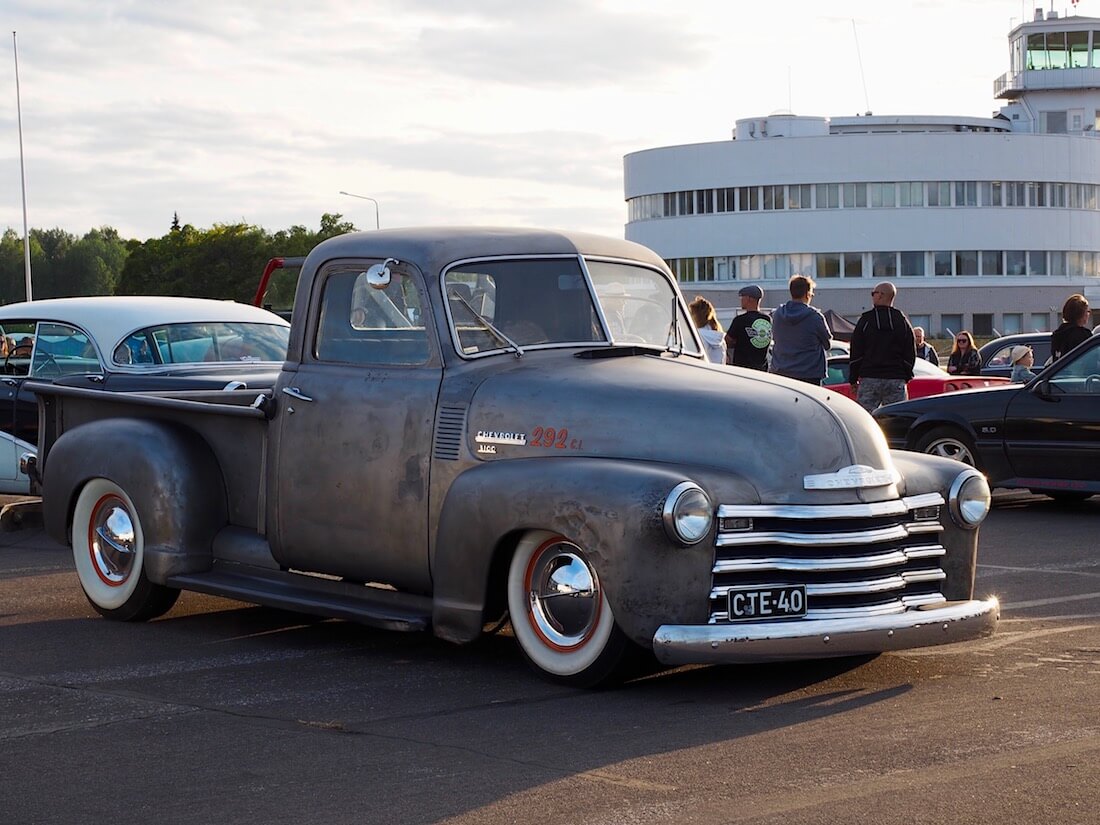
[1044, 341, 1100, 395]
[315, 265, 431, 365]
[445, 257, 604, 356]
[985, 345, 1015, 368]
[0, 321, 37, 377]
[32, 323, 101, 377]
[826, 361, 849, 384]
[114, 322, 289, 366]
[586, 260, 701, 354]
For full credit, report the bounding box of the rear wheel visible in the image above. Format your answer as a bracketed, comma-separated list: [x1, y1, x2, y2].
[915, 426, 978, 467]
[71, 478, 179, 621]
[507, 530, 631, 687]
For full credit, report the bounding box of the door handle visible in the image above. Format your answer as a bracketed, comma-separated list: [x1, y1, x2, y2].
[1, 378, 17, 387]
[281, 387, 313, 402]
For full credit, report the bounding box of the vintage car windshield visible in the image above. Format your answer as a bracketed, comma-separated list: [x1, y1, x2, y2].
[113, 322, 290, 367]
[585, 260, 700, 354]
[444, 257, 698, 356]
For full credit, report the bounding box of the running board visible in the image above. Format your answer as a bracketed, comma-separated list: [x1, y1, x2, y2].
[167, 562, 432, 632]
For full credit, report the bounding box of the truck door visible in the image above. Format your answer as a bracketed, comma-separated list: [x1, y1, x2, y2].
[271, 260, 443, 591]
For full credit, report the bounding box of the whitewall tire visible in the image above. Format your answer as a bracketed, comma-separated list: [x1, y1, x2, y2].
[71, 478, 179, 621]
[507, 530, 629, 687]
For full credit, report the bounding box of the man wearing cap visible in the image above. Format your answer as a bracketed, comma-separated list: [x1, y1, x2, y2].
[848, 281, 916, 412]
[724, 284, 772, 370]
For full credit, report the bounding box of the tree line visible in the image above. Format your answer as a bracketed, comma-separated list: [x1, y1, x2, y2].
[0, 213, 357, 306]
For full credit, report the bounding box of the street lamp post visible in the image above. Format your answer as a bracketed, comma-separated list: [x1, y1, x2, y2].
[338, 191, 380, 230]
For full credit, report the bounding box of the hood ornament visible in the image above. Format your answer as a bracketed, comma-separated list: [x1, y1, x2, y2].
[804, 464, 899, 490]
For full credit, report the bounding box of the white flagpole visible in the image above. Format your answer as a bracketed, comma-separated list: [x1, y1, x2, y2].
[13, 31, 33, 301]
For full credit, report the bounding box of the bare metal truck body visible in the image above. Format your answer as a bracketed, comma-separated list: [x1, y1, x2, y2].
[29, 228, 998, 685]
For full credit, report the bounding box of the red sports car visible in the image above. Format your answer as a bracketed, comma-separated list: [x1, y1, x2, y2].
[826, 356, 1011, 401]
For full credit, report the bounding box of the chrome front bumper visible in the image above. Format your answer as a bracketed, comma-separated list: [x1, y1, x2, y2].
[651, 598, 999, 665]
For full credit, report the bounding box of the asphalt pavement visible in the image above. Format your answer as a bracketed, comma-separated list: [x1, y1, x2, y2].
[1, 491, 1098, 825]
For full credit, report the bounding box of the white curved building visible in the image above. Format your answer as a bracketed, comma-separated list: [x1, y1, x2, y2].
[624, 10, 1100, 337]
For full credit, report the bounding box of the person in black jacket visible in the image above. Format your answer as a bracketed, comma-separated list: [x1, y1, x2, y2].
[1050, 293, 1092, 362]
[724, 284, 771, 370]
[848, 282, 915, 412]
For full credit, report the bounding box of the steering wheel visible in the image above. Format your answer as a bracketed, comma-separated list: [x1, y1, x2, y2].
[1085, 374, 1100, 393]
[34, 353, 62, 377]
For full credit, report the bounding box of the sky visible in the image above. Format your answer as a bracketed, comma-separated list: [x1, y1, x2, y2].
[0, 0, 1084, 242]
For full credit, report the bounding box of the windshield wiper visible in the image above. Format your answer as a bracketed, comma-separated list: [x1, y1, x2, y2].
[448, 288, 525, 358]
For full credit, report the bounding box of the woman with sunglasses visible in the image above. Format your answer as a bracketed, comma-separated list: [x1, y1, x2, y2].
[946, 330, 982, 375]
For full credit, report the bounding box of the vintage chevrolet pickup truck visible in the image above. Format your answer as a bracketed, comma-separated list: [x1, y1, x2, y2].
[26, 228, 999, 686]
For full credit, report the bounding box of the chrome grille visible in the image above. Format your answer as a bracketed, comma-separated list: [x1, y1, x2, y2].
[710, 494, 948, 623]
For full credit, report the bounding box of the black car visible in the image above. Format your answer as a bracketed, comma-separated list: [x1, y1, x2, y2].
[978, 332, 1051, 378]
[874, 332, 1100, 501]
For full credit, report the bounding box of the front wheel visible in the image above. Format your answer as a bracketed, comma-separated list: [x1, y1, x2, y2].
[915, 426, 978, 467]
[507, 531, 631, 687]
[71, 478, 179, 621]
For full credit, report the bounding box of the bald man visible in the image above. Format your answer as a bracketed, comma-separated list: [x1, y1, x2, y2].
[848, 281, 916, 412]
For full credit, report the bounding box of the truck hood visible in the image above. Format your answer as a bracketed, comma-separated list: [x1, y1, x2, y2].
[465, 352, 899, 504]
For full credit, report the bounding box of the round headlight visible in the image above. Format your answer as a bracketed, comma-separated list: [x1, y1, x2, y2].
[949, 470, 991, 528]
[663, 482, 713, 545]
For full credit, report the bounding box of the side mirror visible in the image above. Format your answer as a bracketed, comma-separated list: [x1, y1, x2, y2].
[365, 258, 399, 290]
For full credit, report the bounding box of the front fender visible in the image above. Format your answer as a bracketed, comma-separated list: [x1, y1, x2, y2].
[431, 457, 758, 646]
[42, 418, 228, 583]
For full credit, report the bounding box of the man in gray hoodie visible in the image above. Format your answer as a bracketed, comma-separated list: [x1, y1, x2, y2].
[769, 274, 831, 385]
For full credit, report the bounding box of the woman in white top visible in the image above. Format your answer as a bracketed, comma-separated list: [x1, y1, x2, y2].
[689, 296, 727, 364]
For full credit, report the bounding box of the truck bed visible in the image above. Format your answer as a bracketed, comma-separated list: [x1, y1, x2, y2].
[30, 382, 271, 531]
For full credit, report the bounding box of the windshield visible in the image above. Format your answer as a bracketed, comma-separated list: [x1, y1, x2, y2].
[113, 322, 289, 367]
[585, 260, 700, 353]
[444, 256, 698, 357]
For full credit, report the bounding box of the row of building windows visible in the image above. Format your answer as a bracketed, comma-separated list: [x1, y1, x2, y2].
[666, 249, 1100, 283]
[627, 180, 1100, 221]
[1016, 30, 1100, 71]
[891, 312, 1049, 339]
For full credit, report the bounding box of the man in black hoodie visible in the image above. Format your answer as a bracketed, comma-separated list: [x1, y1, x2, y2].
[848, 282, 915, 412]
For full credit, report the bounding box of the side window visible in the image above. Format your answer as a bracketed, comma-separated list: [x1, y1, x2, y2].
[1, 321, 40, 377]
[826, 361, 849, 385]
[32, 323, 101, 377]
[1046, 343, 1100, 394]
[985, 346, 1014, 368]
[315, 266, 431, 365]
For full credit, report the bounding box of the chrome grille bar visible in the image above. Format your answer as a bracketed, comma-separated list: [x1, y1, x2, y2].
[718, 525, 911, 548]
[710, 495, 951, 625]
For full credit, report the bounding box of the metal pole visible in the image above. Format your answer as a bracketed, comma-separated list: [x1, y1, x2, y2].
[13, 32, 32, 301]
[338, 191, 380, 229]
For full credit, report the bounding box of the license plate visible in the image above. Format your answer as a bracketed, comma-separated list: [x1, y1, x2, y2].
[727, 585, 807, 621]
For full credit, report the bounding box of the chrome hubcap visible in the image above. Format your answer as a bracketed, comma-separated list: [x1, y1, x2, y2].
[527, 542, 600, 648]
[90, 499, 136, 584]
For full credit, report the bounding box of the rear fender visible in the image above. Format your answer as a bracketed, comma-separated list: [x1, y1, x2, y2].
[42, 418, 227, 583]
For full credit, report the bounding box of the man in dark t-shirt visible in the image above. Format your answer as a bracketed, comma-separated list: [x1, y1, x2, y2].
[725, 284, 772, 370]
